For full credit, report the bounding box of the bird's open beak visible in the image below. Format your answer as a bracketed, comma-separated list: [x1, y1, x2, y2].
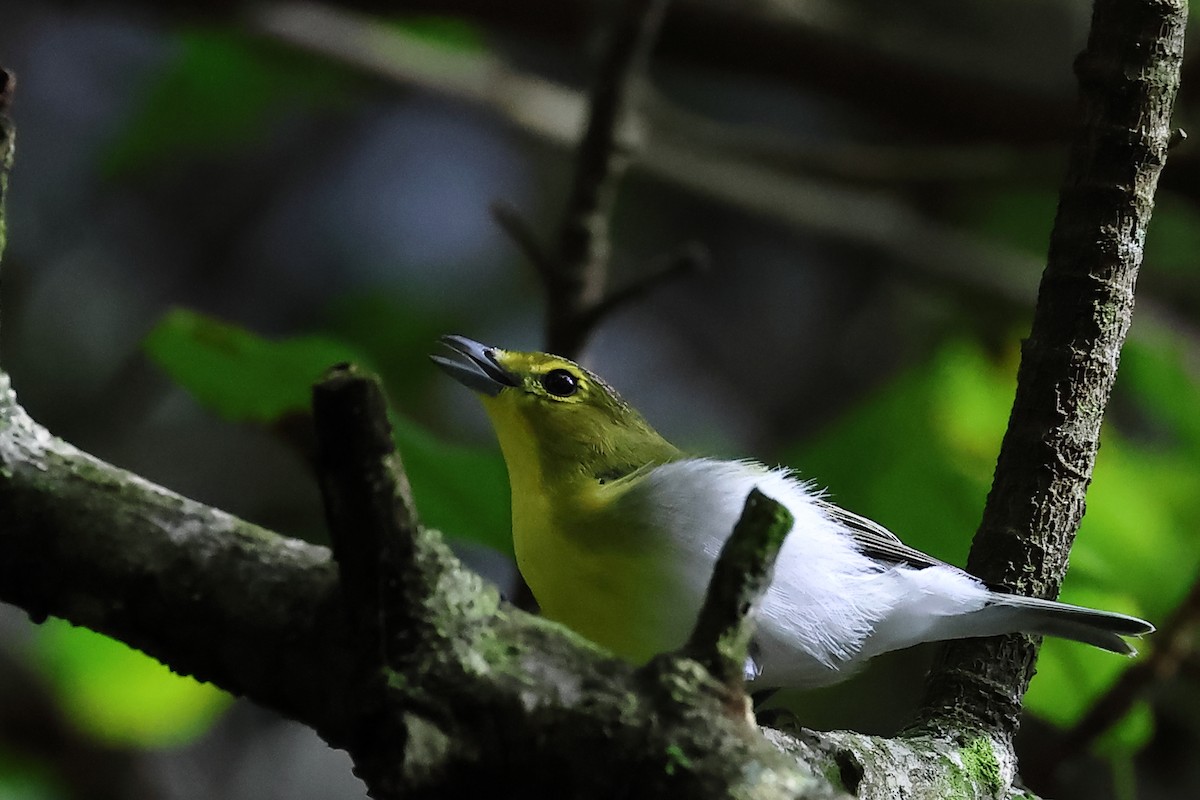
[431, 335, 520, 397]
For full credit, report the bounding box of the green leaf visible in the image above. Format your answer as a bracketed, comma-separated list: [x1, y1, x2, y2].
[33, 619, 231, 748]
[144, 308, 361, 422]
[780, 340, 1012, 566]
[1117, 333, 1200, 452]
[144, 309, 512, 554]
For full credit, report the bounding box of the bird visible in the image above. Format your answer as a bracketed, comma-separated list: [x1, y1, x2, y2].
[432, 334, 1154, 688]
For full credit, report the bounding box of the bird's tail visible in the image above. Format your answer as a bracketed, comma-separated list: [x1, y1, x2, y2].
[985, 593, 1154, 655]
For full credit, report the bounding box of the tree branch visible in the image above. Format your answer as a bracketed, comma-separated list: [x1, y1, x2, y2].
[0, 363, 844, 798]
[313, 363, 424, 665]
[685, 488, 793, 693]
[0, 372, 359, 743]
[920, 0, 1187, 744]
[540, 0, 671, 357]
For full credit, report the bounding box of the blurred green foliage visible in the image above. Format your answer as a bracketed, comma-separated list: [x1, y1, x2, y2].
[1142, 195, 1200, 275]
[30, 619, 231, 747]
[382, 15, 487, 51]
[0, 751, 63, 800]
[784, 336, 1200, 757]
[103, 29, 351, 177]
[322, 292, 468, 413]
[103, 17, 487, 177]
[144, 308, 364, 423]
[960, 188, 1057, 256]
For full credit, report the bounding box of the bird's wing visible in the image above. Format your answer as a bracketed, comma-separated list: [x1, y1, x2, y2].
[817, 501, 955, 571]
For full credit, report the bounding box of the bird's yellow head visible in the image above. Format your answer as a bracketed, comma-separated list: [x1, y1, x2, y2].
[433, 335, 680, 489]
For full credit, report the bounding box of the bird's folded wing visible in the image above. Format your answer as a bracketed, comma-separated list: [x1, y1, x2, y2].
[817, 501, 954, 571]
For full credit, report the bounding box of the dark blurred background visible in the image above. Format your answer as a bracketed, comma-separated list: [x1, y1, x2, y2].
[1, 1, 1198, 798]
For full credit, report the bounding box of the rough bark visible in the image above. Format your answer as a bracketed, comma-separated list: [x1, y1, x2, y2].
[920, 0, 1188, 742]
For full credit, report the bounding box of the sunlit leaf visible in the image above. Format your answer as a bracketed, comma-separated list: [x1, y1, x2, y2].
[781, 340, 1011, 567]
[1117, 333, 1200, 452]
[33, 619, 231, 748]
[145, 308, 361, 422]
[1094, 701, 1154, 759]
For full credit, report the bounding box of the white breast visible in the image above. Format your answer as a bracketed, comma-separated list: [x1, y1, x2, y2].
[622, 458, 991, 687]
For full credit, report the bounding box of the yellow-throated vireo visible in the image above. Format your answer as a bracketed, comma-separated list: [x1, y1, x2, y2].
[433, 335, 1153, 688]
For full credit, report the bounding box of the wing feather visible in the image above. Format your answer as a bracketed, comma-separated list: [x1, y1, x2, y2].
[817, 501, 955, 571]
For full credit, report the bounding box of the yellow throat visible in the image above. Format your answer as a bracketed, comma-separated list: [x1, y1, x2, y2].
[432, 335, 682, 658]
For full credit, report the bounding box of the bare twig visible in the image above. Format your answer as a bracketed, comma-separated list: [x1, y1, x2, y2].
[581, 241, 708, 330]
[489, 201, 554, 279]
[919, 0, 1187, 745]
[312, 364, 425, 669]
[683, 489, 793, 692]
[541, 0, 671, 357]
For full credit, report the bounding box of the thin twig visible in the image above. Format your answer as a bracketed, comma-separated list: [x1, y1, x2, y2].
[543, 0, 671, 357]
[489, 200, 554, 280]
[919, 0, 1187, 746]
[311, 364, 425, 667]
[581, 241, 708, 329]
[683, 489, 793, 692]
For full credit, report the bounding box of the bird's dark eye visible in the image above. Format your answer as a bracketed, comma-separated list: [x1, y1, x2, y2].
[541, 369, 579, 397]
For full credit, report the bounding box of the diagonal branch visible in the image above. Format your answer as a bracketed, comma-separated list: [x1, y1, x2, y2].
[256, 3, 1048, 333]
[919, 0, 1188, 745]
